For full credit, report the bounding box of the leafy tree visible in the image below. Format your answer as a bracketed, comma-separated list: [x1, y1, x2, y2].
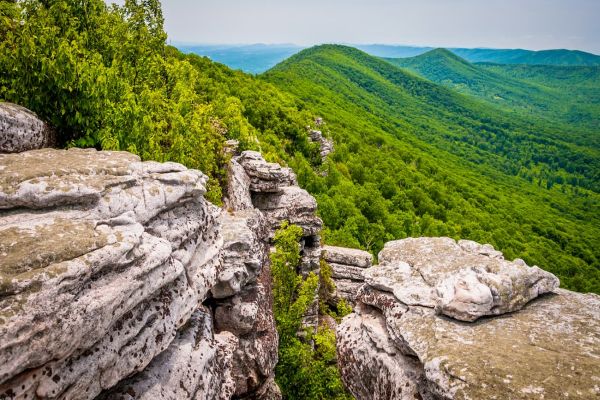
[270, 223, 352, 399]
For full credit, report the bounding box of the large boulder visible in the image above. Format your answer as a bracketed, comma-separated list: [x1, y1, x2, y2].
[371, 237, 558, 321]
[337, 237, 600, 399]
[0, 148, 281, 400]
[0, 103, 55, 153]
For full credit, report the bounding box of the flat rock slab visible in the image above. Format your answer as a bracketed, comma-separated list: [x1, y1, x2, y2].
[370, 237, 559, 321]
[322, 245, 373, 268]
[341, 288, 600, 399]
[400, 290, 599, 399]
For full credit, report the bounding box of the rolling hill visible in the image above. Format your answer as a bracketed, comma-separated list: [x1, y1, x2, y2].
[262, 44, 600, 293]
[452, 47, 600, 66]
[338, 45, 600, 66]
[177, 43, 304, 74]
[385, 48, 600, 132]
[177, 44, 600, 74]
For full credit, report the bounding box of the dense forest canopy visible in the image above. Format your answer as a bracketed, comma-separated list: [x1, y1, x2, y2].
[1, 1, 599, 296]
[0, 0, 321, 203]
[386, 48, 600, 133]
[262, 45, 600, 293]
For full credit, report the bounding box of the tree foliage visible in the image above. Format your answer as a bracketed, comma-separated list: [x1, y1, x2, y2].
[0, 0, 321, 203]
[270, 223, 352, 399]
[7, 3, 597, 294]
[264, 45, 600, 293]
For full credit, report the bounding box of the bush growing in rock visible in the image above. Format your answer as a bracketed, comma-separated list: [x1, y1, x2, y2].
[270, 223, 352, 399]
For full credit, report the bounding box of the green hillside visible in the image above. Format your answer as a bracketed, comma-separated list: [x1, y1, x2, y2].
[479, 62, 600, 104]
[385, 49, 600, 132]
[451, 48, 600, 66]
[262, 44, 600, 293]
[2, 3, 599, 293]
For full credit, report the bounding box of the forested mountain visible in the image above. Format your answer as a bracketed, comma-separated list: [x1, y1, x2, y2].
[177, 43, 304, 74]
[262, 44, 600, 293]
[1, 3, 598, 293]
[359, 45, 600, 66]
[178, 44, 600, 74]
[385, 49, 600, 131]
[451, 47, 600, 66]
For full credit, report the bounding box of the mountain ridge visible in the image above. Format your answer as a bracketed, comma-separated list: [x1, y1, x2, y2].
[178, 43, 600, 74]
[385, 48, 600, 132]
[262, 44, 600, 293]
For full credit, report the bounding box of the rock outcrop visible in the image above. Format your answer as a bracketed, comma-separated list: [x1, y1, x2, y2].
[371, 237, 559, 321]
[0, 148, 278, 399]
[0, 103, 55, 153]
[337, 237, 600, 399]
[227, 150, 324, 331]
[308, 129, 333, 161]
[322, 245, 372, 305]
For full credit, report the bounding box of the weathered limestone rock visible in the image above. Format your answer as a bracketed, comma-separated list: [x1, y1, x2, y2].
[232, 151, 323, 335]
[322, 245, 373, 304]
[213, 210, 267, 299]
[0, 148, 222, 399]
[0, 148, 281, 400]
[323, 245, 373, 269]
[0, 103, 55, 153]
[236, 151, 296, 193]
[337, 306, 433, 400]
[224, 158, 254, 211]
[251, 186, 322, 237]
[212, 210, 279, 399]
[337, 237, 600, 400]
[99, 308, 238, 400]
[373, 237, 559, 321]
[308, 129, 333, 160]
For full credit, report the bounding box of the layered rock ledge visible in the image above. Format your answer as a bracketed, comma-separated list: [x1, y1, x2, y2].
[322, 245, 373, 305]
[0, 148, 279, 399]
[0, 142, 334, 399]
[337, 237, 600, 399]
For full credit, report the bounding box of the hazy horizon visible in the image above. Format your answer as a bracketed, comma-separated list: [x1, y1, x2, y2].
[153, 0, 600, 54]
[171, 42, 599, 55]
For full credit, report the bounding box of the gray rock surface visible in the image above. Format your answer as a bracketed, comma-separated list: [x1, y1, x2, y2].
[373, 237, 559, 321]
[212, 210, 279, 399]
[323, 245, 373, 269]
[224, 158, 253, 211]
[322, 245, 373, 304]
[99, 308, 238, 400]
[337, 237, 600, 400]
[308, 129, 333, 160]
[0, 148, 280, 399]
[251, 186, 322, 237]
[0, 103, 55, 153]
[236, 151, 296, 193]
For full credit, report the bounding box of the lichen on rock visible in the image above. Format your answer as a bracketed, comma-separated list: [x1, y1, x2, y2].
[337, 237, 600, 400]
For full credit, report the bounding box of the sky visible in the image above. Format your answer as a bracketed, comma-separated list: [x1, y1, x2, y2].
[122, 0, 600, 53]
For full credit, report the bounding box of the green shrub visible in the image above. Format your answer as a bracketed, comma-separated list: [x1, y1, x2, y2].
[270, 223, 353, 399]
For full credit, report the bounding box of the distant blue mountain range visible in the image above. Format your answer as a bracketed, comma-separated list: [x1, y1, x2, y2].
[175, 43, 600, 74]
